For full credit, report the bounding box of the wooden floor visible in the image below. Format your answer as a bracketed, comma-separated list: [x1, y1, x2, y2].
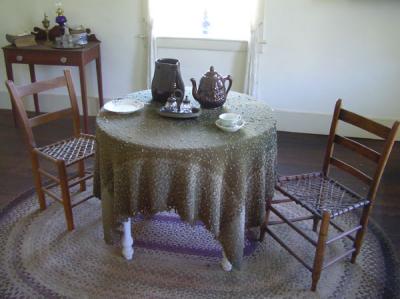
[0, 109, 399, 251]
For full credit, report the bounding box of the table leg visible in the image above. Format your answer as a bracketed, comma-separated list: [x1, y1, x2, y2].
[4, 61, 18, 127]
[29, 64, 40, 114]
[78, 65, 89, 133]
[221, 250, 233, 272]
[122, 218, 134, 260]
[95, 55, 104, 108]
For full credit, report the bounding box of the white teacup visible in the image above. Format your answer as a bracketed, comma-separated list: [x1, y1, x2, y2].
[219, 113, 242, 127]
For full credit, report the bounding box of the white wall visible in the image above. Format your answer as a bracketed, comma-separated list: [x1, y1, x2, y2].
[157, 38, 247, 93]
[0, 0, 399, 138]
[260, 0, 400, 137]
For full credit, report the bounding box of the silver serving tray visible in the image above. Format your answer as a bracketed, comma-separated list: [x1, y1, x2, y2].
[51, 43, 85, 49]
[158, 107, 201, 119]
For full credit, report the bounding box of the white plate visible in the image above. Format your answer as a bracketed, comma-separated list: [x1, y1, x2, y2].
[104, 98, 144, 114]
[215, 119, 245, 132]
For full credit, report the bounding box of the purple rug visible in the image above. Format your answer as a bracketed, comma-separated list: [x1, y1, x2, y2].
[1, 188, 399, 298]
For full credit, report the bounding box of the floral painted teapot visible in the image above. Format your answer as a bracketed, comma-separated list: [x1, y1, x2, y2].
[190, 66, 232, 109]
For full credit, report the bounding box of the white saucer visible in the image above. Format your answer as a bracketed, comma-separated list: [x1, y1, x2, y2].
[215, 119, 245, 132]
[104, 98, 145, 114]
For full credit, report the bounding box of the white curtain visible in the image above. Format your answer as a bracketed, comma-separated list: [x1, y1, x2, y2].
[144, 0, 157, 89]
[244, 0, 265, 97]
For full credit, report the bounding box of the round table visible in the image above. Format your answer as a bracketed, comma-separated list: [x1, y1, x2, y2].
[93, 89, 277, 269]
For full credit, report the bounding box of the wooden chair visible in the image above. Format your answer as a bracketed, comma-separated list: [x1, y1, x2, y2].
[5, 69, 95, 231]
[260, 99, 399, 291]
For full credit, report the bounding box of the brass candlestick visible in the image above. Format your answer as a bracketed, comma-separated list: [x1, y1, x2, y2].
[42, 13, 50, 41]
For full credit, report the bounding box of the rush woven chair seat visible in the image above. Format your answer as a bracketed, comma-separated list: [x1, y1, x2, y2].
[38, 134, 95, 166]
[277, 172, 370, 218]
[260, 99, 399, 291]
[6, 69, 96, 231]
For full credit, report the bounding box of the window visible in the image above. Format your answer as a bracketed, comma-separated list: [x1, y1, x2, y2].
[149, 0, 257, 41]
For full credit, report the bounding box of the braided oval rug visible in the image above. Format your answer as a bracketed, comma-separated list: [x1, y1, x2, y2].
[1, 188, 399, 299]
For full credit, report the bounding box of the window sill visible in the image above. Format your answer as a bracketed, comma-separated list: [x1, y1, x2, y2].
[156, 37, 248, 52]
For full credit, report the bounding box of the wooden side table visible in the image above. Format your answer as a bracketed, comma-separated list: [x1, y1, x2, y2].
[3, 41, 104, 133]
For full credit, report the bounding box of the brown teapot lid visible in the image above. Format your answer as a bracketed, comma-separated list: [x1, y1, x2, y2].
[203, 66, 222, 80]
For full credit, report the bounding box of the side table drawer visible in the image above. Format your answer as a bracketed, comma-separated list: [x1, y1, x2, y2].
[4, 51, 81, 66]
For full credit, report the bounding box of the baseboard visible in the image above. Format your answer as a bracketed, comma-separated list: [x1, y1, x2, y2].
[274, 109, 399, 140]
[0, 90, 103, 116]
[1, 91, 398, 140]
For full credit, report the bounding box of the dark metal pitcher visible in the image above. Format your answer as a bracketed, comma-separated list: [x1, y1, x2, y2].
[151, 58, 185, 103]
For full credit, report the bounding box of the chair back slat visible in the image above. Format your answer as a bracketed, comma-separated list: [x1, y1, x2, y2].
[322, 100, 342, 174]
[5, 70, 80, 149]
[16, 76, 67, 98]
[334, 135, 380, 163]
[64, 70, 81, 133]
[29, 108, 73, 127]
[368, 121, 400, 199]
[339, 109, 391, 139]
[323, 99, 399, 202]
[330, 157, 373, 185]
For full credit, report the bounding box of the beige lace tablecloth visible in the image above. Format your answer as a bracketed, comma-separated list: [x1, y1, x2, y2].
[93, 90, 277, 268]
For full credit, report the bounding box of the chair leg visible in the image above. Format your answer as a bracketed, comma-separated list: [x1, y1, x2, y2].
[351, 204, 371, 264]
[311, 211, 330, 292]
[259, 197, 273, 242]
[78, 160, 86, 192]
[31, 153, 46, 210]
[57, 161, 74, 231]
[312, 216, 320, 232]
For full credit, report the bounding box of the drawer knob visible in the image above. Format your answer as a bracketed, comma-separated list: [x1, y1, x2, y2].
[16, 55, 23, 62]
[60, 57, 67, 64]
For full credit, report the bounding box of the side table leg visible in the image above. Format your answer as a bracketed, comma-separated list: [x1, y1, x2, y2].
[78, 65, 89, 133]
[221, 250, 232, 272]
[122, 218, 134, 260]
[4, 61, 18, 127]
[95, 56, 104, 108]
[29, 64, 40, 114]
